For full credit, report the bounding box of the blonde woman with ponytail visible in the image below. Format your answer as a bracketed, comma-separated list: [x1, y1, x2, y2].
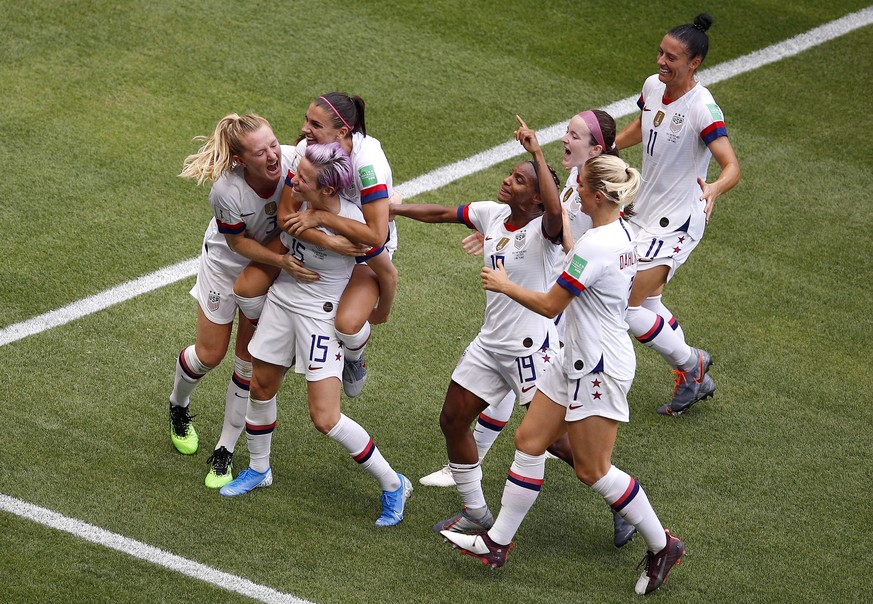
[444, 155, 686, 596]
[169, 113, 301, 490]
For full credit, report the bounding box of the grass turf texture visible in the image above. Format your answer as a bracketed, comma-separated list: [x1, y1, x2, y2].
[2, 1, 872, 602]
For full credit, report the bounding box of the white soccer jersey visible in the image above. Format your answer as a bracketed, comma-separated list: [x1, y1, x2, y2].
[294, 132, 398, 252]
[556, 218, 637, 381]
[458, 201, 563, 357]
[268, 199, 372, 320]
[560, 166, 593, 244]
[631, 74, 729, 240]
[201, 145, 299, 274]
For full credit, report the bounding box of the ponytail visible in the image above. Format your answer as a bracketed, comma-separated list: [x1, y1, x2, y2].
[179, 113, 271, 186]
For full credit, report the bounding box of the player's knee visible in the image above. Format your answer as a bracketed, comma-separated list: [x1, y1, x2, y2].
[195, 345, 227, 368]
[574, 462, 607, 487]
[335, 309, 367, 334]
[249, 378, 277, 402]
[439, 406, 471, 437]
[310, 411, 337, 435]
[513, 426, 546, 456]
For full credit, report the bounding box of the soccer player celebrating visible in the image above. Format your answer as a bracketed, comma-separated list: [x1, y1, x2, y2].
[421, 108, 637, 548]
[219, 143, 411, 527]
[616, 13, 740, 415]
[392, 115, 564, 535]
[443, 155, 686, 596]
[170, 113, 303, 488]
[233, 92, 399, 400]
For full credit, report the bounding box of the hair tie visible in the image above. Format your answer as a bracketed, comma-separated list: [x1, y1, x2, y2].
[320, 95, 353, 131]
[578, 110, 606, 151]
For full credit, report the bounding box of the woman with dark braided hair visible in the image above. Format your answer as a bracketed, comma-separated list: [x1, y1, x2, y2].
[616, 13, 740, 416]
[391, 115, 565, 537]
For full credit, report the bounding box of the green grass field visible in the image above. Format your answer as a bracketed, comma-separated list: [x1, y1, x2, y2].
[2, 1, 872, 602]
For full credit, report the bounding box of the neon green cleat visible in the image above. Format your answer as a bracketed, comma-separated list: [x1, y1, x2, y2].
[169, 403, 198, 455]
[204, 446, 234, 488]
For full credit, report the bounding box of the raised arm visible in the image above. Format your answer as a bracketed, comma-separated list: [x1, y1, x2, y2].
[515, 114, 562, 240]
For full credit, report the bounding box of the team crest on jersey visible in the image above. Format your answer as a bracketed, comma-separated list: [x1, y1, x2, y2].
[653, 110, 665, 127]
[495, 237, 510, 252]
[670, 113, 685, 134]
[514, 230, 526, 250]
[207, 290, 220, 312]
[265, 202, 277, 215]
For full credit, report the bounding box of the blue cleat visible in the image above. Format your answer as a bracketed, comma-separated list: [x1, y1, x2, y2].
[375, 473, 412, 526]
[219, 466, 272, 497]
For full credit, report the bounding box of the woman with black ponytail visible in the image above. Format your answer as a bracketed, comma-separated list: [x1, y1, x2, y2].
[616, 13, 740, 416]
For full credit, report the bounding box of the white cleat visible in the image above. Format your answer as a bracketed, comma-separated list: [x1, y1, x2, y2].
[419, 464, 456, 487]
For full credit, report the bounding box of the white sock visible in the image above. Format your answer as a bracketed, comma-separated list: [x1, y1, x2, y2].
[625, 306, 692, 369]
[449, 461, 486, 511]
[473, 392, 515, 461]
[591, 465, 667, 552]
[327, 414, 399, 491]
[488, 450, 546, 546]
[336, 322, 371, 362]
[234, 292, 266, 322]
[245, 396, 276, 473]
[216, 356, 251, 452]
[169, 345, 213, 407]
[642, 295, 685, 342]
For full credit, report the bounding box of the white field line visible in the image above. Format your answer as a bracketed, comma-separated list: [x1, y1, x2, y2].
[2, 7, 871, 349]
[1, 7, 872, 602]
[1, 7, 871, 350]
[0, 493, 312, 604]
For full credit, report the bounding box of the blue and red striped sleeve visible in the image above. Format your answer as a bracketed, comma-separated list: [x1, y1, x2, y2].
[456, 205, 475, 230]
[356, 244, 386, 263]
[557, 271, 585, 296]
[700, 121, 728, 145]
[217, 220, 245, 235]
[360, 183, 389, 205]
